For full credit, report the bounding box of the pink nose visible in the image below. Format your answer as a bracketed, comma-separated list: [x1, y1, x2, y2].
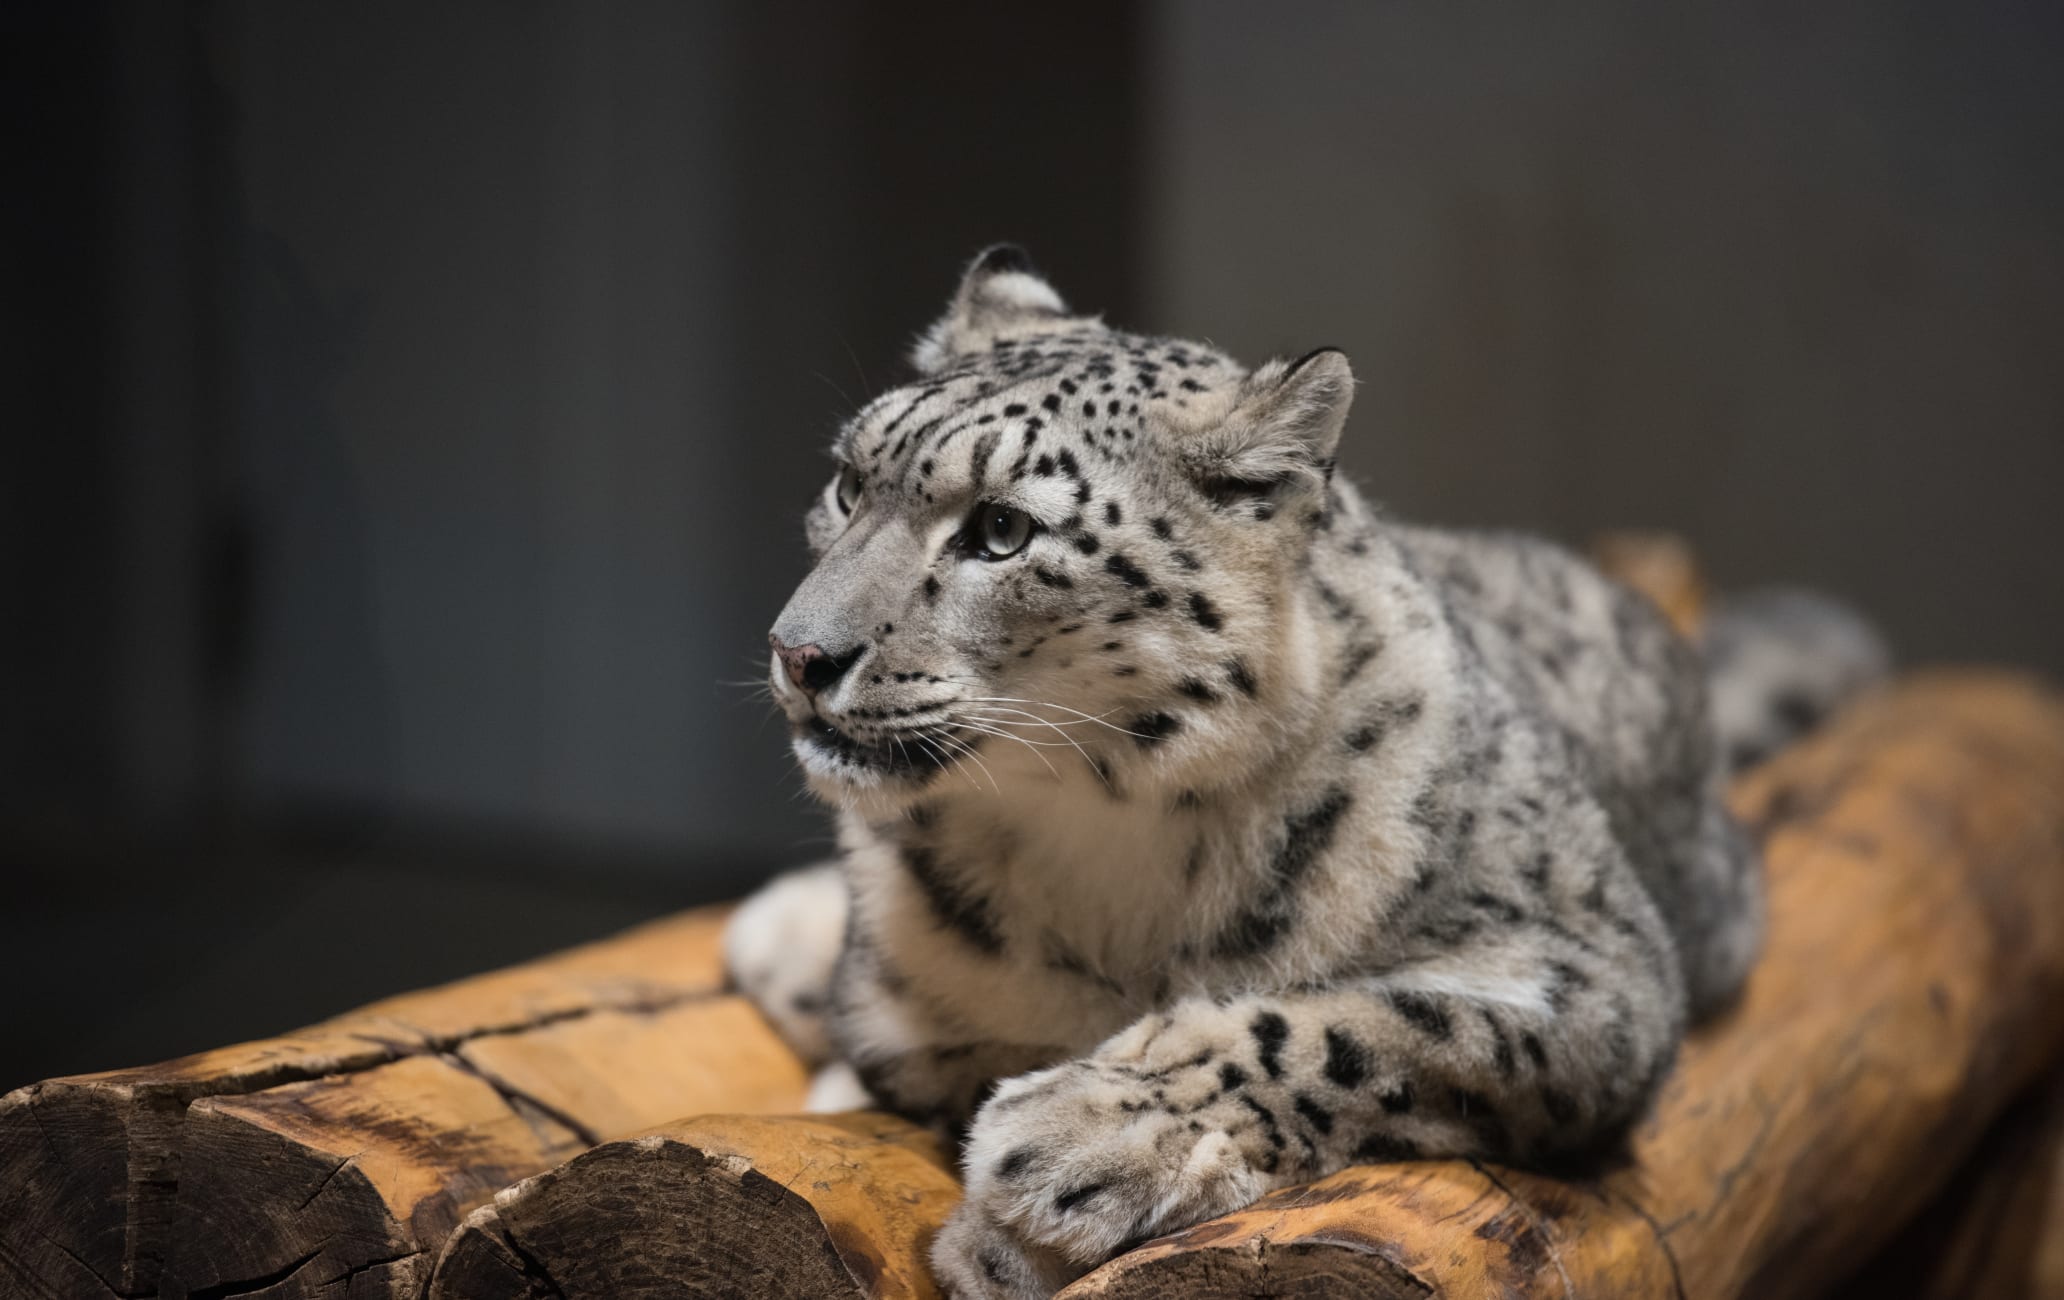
[771, 635, 843, 695]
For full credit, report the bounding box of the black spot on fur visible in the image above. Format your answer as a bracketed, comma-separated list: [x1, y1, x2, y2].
[1293, 1094, 1335, 1135]
[1150, 517, 1174, 540]
[1341, 641, 1381, 683]
[1187, 591, 1225, 632]
[1481, 1008, 1517, 1078]
[1378, 1080, 1415, 1114]
[1033, 566, 1073, 589]
[996, 1146, 1038, 1179]
[1072, 532, 1100, 555]
[1469, 891, 1526, 923]
[1547, 961, 1591, 1012]
[1104, 501, 1122, 526]
[1211, 787, 1352, 959]
[1130, 712, 1181, 746]
[1105, 553, 1151, 587]
[1446, 1087, 1509, 1150]
[1323, 1027, 1370, 1089]
[1177, 678, 1219, 704]
[1522, 1032, 1549, 1070]
[901, 845, 1003, 955]
[1053, 1182, 1105, 1213]
[1388, 990, 1452, 1040]
[1218, 1061, 1249, 1092]
[1353, 1133, 1420, 1163]
[1238, 1094, 1286, 1164]
[1251, 1010, 1290, 1078]
[1225, 658, 1259, 697]
[923, 575, 941, 603]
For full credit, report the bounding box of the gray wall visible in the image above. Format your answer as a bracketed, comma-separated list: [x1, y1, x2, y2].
[222, 4, 771, 857]
[1148, 0, 2064, 673]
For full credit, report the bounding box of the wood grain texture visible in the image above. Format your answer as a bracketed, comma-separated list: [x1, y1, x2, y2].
[428, 1112, 961, 1300]
[0, 907, 811, 1299]
[1064, 671, 2064, 1298]
[1832, 1065, 2064, 1300]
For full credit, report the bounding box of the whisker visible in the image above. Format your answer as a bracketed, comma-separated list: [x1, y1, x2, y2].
[927, 735, 989, 794]
[947, 717, 1063, 780]
[958, 696, 1152, 738]
[935, 731, 1002, 793]
[959, 706, 1102, 772]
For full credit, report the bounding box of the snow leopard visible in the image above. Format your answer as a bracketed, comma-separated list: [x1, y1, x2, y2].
[722, 246, 1886, 1298]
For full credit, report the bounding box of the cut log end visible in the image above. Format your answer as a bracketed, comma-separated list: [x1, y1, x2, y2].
[429, 1112, 961, 1300]
[0, 906, 812, 1300]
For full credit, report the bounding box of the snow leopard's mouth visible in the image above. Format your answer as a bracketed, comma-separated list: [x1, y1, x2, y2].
[796, 714, 961, 781]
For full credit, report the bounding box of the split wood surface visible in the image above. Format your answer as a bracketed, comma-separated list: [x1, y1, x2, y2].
[430, 1112, 962, 1300]
[0, 907, 809, 1299]
[427, 672, 2064, 1299]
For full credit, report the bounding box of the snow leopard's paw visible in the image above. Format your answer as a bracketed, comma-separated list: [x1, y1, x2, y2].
[939, 1056, 1270, 1292]
[721, 862, 846, 1064]
[927, 1198, 1079, 1300]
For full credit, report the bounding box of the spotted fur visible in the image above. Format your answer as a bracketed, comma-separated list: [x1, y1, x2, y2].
[729, 247, 1792, 1298]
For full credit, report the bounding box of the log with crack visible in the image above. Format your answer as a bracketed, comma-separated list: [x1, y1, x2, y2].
[0, 907, 808, 1299]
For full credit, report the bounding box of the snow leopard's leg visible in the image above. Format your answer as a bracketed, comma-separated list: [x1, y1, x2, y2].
[930, 883, 1682, 1297]
[723, 862, 848, 1067]
[1679, 788, 1765, 1019]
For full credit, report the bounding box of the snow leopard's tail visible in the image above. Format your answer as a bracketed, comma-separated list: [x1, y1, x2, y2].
[1702, 587, 1892, 773]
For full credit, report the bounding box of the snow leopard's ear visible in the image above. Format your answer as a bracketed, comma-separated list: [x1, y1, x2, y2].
[1181, 348, 1356, 502]
[911, 245, 1069, 374]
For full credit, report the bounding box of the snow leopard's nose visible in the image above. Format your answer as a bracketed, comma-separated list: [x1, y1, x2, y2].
[771, 635, 864, 697]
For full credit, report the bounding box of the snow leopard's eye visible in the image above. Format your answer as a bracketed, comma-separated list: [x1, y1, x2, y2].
[964, 502, 1034, 560]
[834, 464, 864, 514]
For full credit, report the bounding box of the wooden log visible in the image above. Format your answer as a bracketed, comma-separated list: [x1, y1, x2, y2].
[415, 673, 2064, 1299]
[427, 1112, 959, 1300]
[1064, 670, 2064, 1298]
[0, 907, 811, 1299]
[1831, 1065, 2064, 1300]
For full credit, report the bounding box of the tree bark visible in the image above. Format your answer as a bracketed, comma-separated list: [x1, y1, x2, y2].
[0, 907, 810, 1299]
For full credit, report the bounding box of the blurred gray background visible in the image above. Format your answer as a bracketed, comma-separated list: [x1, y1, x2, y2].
[4, 0, 2059, 1089]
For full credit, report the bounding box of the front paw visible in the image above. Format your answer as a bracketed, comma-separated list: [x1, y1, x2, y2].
[954, 1059, 1270, 1273]
[929, 1199, 1079, 1300]
[721, 862, 846, 1063]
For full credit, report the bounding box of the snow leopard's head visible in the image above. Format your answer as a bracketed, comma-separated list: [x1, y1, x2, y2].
[769, 247, 1357, 812]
